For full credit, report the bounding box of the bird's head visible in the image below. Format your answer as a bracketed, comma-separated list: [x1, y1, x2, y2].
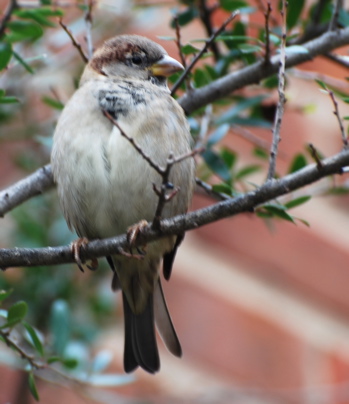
[82, 35, 184, 87]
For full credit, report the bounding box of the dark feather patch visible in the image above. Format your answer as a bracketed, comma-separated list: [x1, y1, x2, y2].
[163, 234, 185, 281]
[123, 293, 160, 373]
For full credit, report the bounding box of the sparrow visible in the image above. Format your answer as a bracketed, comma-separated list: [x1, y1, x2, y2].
[51, 35, 195, 373]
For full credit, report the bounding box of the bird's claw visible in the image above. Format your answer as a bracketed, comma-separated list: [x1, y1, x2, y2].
[71, 237, 99, 272]
[126, 220, 148, 255]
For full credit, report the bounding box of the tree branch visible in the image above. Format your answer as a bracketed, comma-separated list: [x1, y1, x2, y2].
[179, 26, 349, 115]
[1, 148, 349, 269]
[0, 0, 17, 39]
[0, 165, 53, 218]
[266, 0, 287, 180]
[171, 10, 240, 95]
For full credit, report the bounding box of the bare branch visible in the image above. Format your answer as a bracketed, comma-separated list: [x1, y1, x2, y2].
[325, 52, 349, 69]
[59, 17, 88, 64]
[0, 329, 43, 370]
[325, 87, 348, 148]
[179, 26, 349, 115]
[1, 148, 349, 269]
[152, 147, 202, 228]
[173, 16, 187, 69]
[329, 0, 343, 31]
[0, 0, 17, 39]
[198, 0, 221, 61]
[0, 165, 54, 218]
[84, 0, 94, 60]
[308, 143, 323, 170]
[264, 2, 273, 65]
[102, 110, 164, 175]
[267, 0, 287, 181]
[195, 177, 230, 201]
[171, 10, 240, 95]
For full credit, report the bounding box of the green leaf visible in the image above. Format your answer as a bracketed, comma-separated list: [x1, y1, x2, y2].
[284, 196, 311, 209]
[6, 301, 28, 327]
[263, 74, 279, 89]
[42, 96, 64, 110]
[8, 301, 28, 321]
[315, 79, 327, 90]
[157, 36, 176, 41]
[193, 68, 210, 88]
[0, 96, 19, 104]
[181, 43, 200, 55]
[47, 356, 61, 364]
[286, 0, 305, 29]
[50, 299, 70, 356]
[92, 350, 114, 373]
[28, 372, 40, 401]
[284, 45, 309, 57]
[235, 164, 261, 179]
[15, 8, 63, 27]
[238, 44, 262, 54]
[0, 289, 12, 302]
[212, 183, 233, 196]
[23, 322, 44, 357]
[202, 149, 232, 182]
[6, 20, 43, 42]
[220, 0, 248, 11]
[263, 204, 295, 223]
[207, 124, 230, 147]
[216, 95, 266, 124]
[171, 7, 198, 27]
[288, 153, 307, 173]
[62, 357, 79, 369]
[12, 51, 34, 74]
[0, 42, 12, 70]
[220, 148, 237, 169]
[253, 147, 269, 160]
[83, 373, 134, 387]
[295, 217, 310, 227]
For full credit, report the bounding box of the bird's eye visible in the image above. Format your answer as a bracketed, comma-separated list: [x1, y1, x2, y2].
[131, 55, 142, 65]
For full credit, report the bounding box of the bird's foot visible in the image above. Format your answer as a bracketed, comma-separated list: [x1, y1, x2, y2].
[126, 220, 148, 256]
[71, 237, 99, 272]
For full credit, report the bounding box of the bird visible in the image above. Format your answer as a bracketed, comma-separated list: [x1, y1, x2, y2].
[51, 35, 195, 373]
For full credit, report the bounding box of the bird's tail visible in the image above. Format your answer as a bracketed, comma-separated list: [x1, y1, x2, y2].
[122, 279, 182, 373]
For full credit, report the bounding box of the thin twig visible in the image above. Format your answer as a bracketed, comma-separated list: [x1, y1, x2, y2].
[308, 143, 323, 170]
[325, 52, 349, 69]
[173, 16, 187, 69]
[329, 0, 343, 31]
[327, 89, 348, 147]
[0, 329, 44, 370]
[0, 0, 18, 38]
[264, 1, 272, 65]
[58, 17, 88, 64]
[198, 0, 220, 61]
[152, 147, 202, 228]
[266, 0, 287, 181]
[171, 10, 240, 96]
[195, 177, 230, 200]
[255, 0, 278, 26]
[84, 0, 94, 60]
[231, 124, 280, 156]
[102, 110, 164, 175]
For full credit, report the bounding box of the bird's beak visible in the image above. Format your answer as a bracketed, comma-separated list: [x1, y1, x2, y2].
[150, 55, 184, 77]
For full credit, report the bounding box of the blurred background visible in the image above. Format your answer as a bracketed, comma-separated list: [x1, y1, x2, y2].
[1, 0, 349, 403]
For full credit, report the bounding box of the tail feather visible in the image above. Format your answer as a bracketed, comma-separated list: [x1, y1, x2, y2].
[154, 280, 182, 357]
[123, 292, 160, 373]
